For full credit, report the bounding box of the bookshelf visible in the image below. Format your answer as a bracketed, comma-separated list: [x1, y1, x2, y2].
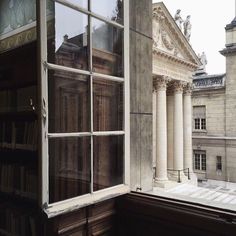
[0, 42, 41, 236]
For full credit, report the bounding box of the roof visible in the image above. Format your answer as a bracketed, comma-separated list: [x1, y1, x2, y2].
[193, 73, 226, 91]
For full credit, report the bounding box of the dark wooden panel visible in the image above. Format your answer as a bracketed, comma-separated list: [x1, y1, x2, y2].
[116, 193, 236, 236]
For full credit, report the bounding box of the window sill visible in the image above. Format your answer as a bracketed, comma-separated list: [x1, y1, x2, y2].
[118, 192, 236, 234]
[193, 130, 207, 133]
[44, 184, 129, 218]
[126, 191, 236, 219]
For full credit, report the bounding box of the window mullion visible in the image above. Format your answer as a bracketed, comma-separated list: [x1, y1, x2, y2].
[124, 0, 130, 186]
[88, 0, 94, 193]
[200, 154, 202, 171]
[37, 0, 49, 208]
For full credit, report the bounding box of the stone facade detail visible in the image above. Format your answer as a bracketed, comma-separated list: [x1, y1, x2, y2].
[172, 81, 186, 94]
[152, 2, 200, 187]
[154, 76, 170, 91]
[184, 83, 193, 95]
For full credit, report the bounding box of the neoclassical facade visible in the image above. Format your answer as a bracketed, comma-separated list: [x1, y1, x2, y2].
[152, 3, 200, 185]
[192, 16, 236, 183]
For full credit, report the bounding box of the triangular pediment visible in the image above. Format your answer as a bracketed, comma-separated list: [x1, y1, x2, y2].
[153, 2, 200, 67]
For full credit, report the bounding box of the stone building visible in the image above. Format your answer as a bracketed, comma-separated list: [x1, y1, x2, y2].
[192, 16, 236, 183]
[152, 2, 200, 186]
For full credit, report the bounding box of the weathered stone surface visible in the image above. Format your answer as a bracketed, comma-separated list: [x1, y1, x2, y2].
[130, 30, 152, 114]
[129, 0, 153, 192]
[130, 114, 153, 192]
[129, 0, 152, 38]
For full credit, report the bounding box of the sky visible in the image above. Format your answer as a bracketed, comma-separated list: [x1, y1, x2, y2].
[153, 0, 235, 74]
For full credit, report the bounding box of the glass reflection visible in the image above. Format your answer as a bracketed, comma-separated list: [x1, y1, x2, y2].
[66, 0, 88, 9]
[92, 18, 123, 77]
[48, 71, 90, 133]
[93, 78, 123, 131]
[93, 136, 123, 191]
[47, 1, 89, 70]
[0, 0, 36, 36]
[49, 137, 91, 203]
[91, 0, 123, 24]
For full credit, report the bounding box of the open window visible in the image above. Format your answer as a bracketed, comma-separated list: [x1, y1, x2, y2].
[38, 0, 130, 216]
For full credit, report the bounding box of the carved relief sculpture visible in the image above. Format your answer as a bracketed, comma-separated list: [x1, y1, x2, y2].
[153, 7, 165, 47]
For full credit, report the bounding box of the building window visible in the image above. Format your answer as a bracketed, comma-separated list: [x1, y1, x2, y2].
[193, 106, 206, 130]
[216, 156, 222, 171]
[39, 0, 129, 216]
[194, 151, 206, 171]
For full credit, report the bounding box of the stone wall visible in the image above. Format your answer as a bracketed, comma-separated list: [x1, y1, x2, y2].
[225, 55, 236, 136]
[192, 90, 225, 137]
[129, 0, 153, 192]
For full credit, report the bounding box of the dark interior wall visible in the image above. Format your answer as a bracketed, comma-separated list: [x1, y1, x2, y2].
[129, 0, 153, 192]
[116, 193, 236, 236]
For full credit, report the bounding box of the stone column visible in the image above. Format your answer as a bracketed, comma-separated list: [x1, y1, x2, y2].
[155, 77, 169, 182]
[173, 81, 185, 171]
[152, 89, 157, 170]
[183, 83, 193, 173]
[167, 91, 174, 170]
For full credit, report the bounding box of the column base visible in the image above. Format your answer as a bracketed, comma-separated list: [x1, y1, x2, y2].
[168, 172, 188, 183]
[154, 178, 175, 189]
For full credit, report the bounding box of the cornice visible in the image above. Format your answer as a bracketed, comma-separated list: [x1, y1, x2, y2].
[153, 48, 199, 69]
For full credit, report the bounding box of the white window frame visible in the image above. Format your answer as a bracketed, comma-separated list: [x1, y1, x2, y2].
[194, 151, 206, 171]
[38, 0, 130, 218]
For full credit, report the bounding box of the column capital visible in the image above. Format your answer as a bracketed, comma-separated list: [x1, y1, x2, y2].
[184, 83, 193, 96]
[172, 80, 186, 94]
[154, 76, 171, 91]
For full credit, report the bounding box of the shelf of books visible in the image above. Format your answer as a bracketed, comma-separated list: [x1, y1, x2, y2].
[0, 42, 41, 235]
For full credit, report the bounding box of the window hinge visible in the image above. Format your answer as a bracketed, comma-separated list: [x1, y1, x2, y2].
[43, 61, 47, 71]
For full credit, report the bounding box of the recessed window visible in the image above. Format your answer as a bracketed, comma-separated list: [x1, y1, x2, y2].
[194, 151, 206, 171]
[216, 156, 222, 171]
[193, 106, 206, 130]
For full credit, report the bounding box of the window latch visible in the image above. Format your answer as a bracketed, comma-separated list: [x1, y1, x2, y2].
[42, 98, 47, 124]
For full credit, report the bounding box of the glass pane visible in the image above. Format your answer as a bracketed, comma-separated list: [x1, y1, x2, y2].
[93, 135, 123, 191]
[49, 137, 91, 203]
[91, 0, 123, 24]
[47, 1, 89, 70]
[66, 0, 88, 9]
[92, 18, 123, 77]
[93, 78, 123, 131]
[0, 0, 36, 36]
[48, 71, 90, 133]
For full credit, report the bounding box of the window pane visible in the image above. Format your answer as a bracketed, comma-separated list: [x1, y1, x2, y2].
[47, 1, 89, 70]
[201, 154, 206, 171]
[48, 71, 90, 133]
[49, 137, 91, 203]
[201, 118, 206, 130]
[194, 154, 200, 170]
[91, 0, 123, 24]
[194, 118, 200, 130]
[66, 0, 88, 9]
[92, 18, 123, 77]
[93, 136, 123, 191]
[93, 78, 123, 131]
[0, 0, 36, 36]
